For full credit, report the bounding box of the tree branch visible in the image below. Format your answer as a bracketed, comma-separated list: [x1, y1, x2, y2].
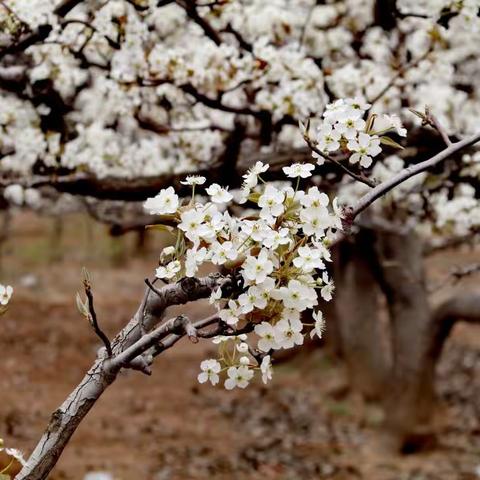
[176, 0, 222, 46]
[304, 137, 377, 188]
[343, 131, 480, 230]
[15, 273, 230, 480]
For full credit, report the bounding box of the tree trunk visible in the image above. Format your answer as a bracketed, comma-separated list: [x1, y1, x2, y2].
[373, 229, 435, 448]
[332, 229, 390, 399]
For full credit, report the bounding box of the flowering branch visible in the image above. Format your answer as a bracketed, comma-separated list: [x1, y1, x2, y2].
[304, 136, 377, 188]
[0, 0, 83, 59]
[342, 130, 480, 229]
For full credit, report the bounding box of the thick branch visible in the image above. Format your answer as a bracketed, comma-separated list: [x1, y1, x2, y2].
[15, 274, 228, 480]
[430, 293, 480, 361]
[0, 147, 313, 201]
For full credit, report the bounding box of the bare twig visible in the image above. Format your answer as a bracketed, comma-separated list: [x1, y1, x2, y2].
[112, 314, 200, 367]
[430, 262, 480, 293]
[305, 137, 377, 188]
[83, 274, 112, 357]
[176, 0, 222, 45]
[144, 278, 167, 297]
[425, 108, 452, 146]
[61, 19, 121, 49]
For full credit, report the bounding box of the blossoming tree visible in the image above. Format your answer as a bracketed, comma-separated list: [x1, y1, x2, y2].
[1, 0, 480, 478]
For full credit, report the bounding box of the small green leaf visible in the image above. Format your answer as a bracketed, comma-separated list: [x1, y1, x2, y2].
[365, 114, 377, 134]
[146, 224, 174, 234]
[408, 108, 427, 121]
[380, 136, 404, 149]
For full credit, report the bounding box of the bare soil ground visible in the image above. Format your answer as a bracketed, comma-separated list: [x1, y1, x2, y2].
[1, 212, 479, 480]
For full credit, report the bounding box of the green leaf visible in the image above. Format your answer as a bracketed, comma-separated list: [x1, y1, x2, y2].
[380, 136, 404, 150]
[146, 224, 174, 234]
[408, 108, 427, 121]
[365, 114, 377, 134]
[0, 474, 11, 479]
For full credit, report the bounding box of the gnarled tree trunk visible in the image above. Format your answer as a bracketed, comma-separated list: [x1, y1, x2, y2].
[332, 226, 480, 451]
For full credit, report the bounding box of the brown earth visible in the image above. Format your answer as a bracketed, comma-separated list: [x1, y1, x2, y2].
[0, 211, 479, 480]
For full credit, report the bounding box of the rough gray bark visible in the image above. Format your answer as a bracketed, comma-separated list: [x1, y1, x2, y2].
[15, 359, 119, 480]
[15, 275, 227, 480]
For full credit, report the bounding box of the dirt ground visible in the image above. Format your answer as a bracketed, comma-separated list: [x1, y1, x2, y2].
[1, 211, 480, 480]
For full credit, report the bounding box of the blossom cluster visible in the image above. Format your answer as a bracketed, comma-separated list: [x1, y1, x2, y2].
[144, 163, 337, 389]
[311, 97, 406, 168]
[1, 0, 478, 185]
[1, 0, 480, 259]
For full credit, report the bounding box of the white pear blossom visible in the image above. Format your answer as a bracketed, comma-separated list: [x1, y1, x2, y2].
[3, 184, 24, 205]
[255, 322, 279, 352]
[272, 280, 317, 311]
[347, 133, 382, 168]
[310, 311, 326, 339]
[292, 245, 326, 272]
[373, 114, 407, 137]
[143, 187, 179, 215]
[198, 359, 221, 386]
[180, 175, 206, 186]
[206, 183, 233, 203]
[211, 241, 238, 265]
[282, 162, 315, 178]
[237, 342, 249, 353]
[178, 209, 208, 240]
[224, 366, 254, 390]
[301, 187, 330, 210]
[241, 249, 274, 284]
[155, 260, 181, 280]
[258, 185, 285, 219]
[320, 272, 334, 302]
[336, 116, 366, 140]
[260, 356, 273, 384]
[275, 317, 304, 349]
[0, 285, 13, 306]
[218, 300, 242, 326]
[243, 161, 269, 189]
[315, 123, 342, 153]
